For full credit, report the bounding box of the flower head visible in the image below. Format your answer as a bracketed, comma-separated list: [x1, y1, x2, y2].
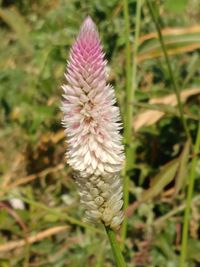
[61, 17, 124, 229]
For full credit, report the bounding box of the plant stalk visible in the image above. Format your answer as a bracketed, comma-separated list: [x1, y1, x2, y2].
[179, 122, 200, 267]
[146, 0, 191, 141]
[105, 225, 127, 267]
[122, 0, 143, 247]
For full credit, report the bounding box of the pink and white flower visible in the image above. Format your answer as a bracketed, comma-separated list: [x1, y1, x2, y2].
[61, 17, 124, 229]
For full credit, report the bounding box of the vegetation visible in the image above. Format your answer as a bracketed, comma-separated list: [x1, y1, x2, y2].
[0, 0, 200, 266]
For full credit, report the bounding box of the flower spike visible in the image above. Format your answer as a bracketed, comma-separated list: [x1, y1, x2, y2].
[61, 17, 124, 229]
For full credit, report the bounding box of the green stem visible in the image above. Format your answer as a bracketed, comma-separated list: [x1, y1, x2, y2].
[105, 226, 127, 267]
[122, 0, 143, 247]
[179, 122, 200, 267]
[146, 0, 191, 141]
[122, 0, 131, 249]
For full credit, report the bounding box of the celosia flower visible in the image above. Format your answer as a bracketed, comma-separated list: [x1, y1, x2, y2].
[61, 17, 124, 229]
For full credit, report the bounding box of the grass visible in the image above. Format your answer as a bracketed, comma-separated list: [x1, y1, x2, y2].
[121, 0, 143, 249]
[0, 0, 200, 266]
[180, 122, 200, 267]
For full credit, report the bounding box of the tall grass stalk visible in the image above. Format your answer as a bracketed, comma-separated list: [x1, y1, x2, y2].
[179, 122, 200, 267]
[122, 0, 143, 247]
[146, 0, 191, 141]
[146, 1, 200, 264]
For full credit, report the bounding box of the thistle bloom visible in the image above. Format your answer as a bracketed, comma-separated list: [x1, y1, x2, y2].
[61, 17, 124, 229]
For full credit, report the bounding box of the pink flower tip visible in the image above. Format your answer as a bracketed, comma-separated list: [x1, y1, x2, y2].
[82, 16, 95, 29]
[78, 16, 98, 41]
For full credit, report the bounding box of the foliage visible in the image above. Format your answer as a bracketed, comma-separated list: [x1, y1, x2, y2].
[0, 0, 200, 266]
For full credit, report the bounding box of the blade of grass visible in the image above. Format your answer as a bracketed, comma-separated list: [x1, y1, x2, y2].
[122, 0, 143, 248]
[146, 0, 191, 142]
[138, 43, 200, 62]
[174, 140, 191, 196]
[140, 158, 179, 203]
[139, 24, 200, 44]
[139, 33, 200, 54]
[182, 54, 200, 88]
[179, 122, 200, 267]
[154, 195, 200, 227]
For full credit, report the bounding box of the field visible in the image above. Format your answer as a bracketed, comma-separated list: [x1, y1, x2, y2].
[0, 0, 200, 266]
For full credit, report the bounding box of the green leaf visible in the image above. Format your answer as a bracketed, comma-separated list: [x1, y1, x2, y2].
[174, 140, 191, 196]
[0, 7, 32, 52]
[43, 213, 60, 222]
[164, 0, 189, 13]
[141, 159, 179, 202]
[187, 239, 200, 262]
[0, 261, 9, 267]
[154, 234, 176, 260]
[183, 53, 200, 88]
[139, 33, 200, 54]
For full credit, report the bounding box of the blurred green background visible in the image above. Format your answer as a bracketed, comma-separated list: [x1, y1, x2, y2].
[0, 0, 200, 266]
